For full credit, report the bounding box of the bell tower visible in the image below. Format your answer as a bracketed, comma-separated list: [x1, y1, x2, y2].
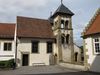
[50, 2, 74, 63]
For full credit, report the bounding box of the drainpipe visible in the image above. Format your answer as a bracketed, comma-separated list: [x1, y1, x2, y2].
[14, 23, 17, 68]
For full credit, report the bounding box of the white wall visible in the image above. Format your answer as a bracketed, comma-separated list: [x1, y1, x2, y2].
[17, 38, 55, 67]
[0, 39, 15, 61]
[84, 36, 100, 72]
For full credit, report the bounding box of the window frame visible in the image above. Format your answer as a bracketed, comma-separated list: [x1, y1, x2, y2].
[93, 38, 100, 54]
[31, 41, 39, 53]
[61, 20, 64, 29]
[65, 20, 68, 29]
[61, 36, 65, 44]
[66, 34, 69, 44]
[47, 42, 53, 53]
[4, 42, 12, 51]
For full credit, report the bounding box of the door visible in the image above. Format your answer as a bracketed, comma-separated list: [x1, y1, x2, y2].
[75, 52, 78, 62]
[22, 54, 29, 66]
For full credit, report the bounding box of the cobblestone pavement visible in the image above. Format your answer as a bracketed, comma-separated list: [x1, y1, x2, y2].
[0, 65, 99, 75]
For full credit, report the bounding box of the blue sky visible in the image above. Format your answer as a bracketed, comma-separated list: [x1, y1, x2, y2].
[0, 0, 100, 46]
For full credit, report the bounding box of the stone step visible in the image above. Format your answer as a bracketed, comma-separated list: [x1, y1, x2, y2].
[59, 62, 86, 71]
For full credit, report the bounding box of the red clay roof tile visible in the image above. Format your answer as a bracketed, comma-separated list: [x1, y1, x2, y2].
[84, 9, 100, 36]
[0, 23, 15, 38]
[17, 16, 54, 39]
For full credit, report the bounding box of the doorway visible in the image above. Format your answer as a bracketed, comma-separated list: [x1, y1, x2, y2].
[75, 52, 78, 62]
[22, 54, 29, 66]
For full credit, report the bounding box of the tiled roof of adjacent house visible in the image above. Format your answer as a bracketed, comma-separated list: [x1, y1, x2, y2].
[0, 23, 15, 38]
[52, 4, 74, 18]
[83, 8, 100, 36]
[17, 16, 55, 39]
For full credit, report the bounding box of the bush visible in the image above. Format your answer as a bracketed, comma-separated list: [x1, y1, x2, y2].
[0, 59, 14, 69]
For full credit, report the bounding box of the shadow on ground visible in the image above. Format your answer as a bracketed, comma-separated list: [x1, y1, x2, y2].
[23, 71, 100, 75]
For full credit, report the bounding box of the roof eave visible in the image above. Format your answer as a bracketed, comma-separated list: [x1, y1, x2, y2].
[51, 12, 74, 18]
[82, 32, 100, 38]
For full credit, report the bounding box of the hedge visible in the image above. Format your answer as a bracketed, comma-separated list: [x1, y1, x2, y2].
[0, 59, 14, 69]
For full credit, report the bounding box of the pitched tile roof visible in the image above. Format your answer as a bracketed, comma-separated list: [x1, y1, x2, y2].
[52, 4, 74, 18]
[83, 8, 100, 36]
[0, 23, 15, 38]
[17, 16, 54, 39]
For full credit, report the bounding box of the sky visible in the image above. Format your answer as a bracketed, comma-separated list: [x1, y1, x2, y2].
[0, 0, 100, 46]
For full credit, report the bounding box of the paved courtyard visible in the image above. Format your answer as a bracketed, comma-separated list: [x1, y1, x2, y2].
[0, 65, 100, 75]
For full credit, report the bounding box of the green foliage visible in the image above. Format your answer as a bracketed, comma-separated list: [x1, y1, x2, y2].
[0, 59, 14, 69]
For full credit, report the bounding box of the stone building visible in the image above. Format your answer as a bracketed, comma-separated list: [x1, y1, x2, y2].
[0, 2, 82, 67]
[0, 23, 15, 61]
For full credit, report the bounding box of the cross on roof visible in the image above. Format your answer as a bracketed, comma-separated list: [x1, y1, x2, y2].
[61, 0, 63, 4]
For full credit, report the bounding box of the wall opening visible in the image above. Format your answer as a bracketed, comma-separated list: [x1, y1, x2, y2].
[66, 34, 69, 44]
[61, 20, 64, 29]
[75, 52, 78, 62]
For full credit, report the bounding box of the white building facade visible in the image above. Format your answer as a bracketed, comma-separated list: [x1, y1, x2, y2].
[0, 39, 15, 61]
[0, 23, 15, 61]
[17, 38, 56, 66]
[82, 8, 100, 72]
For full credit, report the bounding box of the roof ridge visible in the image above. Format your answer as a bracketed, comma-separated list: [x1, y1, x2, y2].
[17, 16, 48, 21]
[0, 23, 15, 24]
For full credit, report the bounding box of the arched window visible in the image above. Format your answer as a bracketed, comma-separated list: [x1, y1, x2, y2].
[61, 20, 64, 29]
[65, 20, 68, 29]
[66, 34, 69, 44]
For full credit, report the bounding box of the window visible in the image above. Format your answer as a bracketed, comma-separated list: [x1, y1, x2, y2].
[66, 34, 69, 44]
[47, 42, 53, 53]
[65, 20, 68, 29]
[32, 41, 39, 53]
[4, 43, 12, 51]
[94, 38, 100, 54]
[61, 36, 65, 44]
[54, 39, 57, 43]
[61, 20, 64, 29]
[55, 22, 57, 26]
[75, 52, 78, 62]
[55, 21, 58, 27]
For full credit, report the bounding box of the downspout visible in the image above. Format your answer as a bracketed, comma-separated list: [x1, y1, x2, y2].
[14, 22, 17, 68]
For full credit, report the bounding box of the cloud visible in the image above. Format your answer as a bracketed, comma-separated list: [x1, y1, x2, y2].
[0, 0, 48, 7]
[0, 0, 99, 46]
[0, 0, 50, 22]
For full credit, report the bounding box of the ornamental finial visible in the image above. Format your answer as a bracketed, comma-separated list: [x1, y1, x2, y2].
[61, 0, 63, 4]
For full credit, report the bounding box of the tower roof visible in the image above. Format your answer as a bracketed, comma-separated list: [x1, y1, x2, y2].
[52, 4, 74, 18]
